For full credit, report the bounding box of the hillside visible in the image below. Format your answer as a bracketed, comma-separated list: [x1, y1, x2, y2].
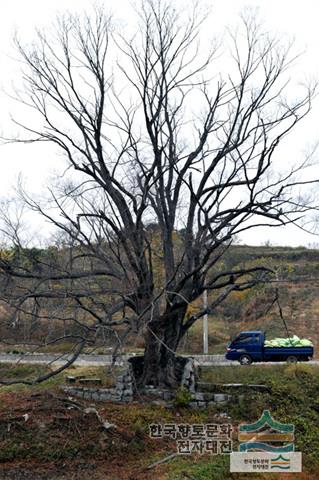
[182, 245, 319, 355]
[1, 245, 319, 356]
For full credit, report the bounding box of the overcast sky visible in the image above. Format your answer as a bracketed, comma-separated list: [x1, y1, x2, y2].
[1, 0, 319, 247]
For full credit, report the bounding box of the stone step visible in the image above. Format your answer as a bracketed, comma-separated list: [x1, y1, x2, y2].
[78, 378, 102, 386]
[197, 382, 270, 392]
[65, 375, 87, 384]
[196, 382, 216, 392]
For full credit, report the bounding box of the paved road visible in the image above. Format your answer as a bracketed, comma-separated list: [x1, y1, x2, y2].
[0, 353, 317, 367]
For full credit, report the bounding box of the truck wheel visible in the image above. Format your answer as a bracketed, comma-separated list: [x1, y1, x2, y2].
[239, 354, 252, 365]
[287, 355, 298, 363]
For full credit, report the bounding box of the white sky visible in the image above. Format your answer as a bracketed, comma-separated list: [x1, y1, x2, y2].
[1, 0, 319, 247]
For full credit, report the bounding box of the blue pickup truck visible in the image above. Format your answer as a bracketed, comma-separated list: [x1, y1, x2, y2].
[225, 331, 314, 365]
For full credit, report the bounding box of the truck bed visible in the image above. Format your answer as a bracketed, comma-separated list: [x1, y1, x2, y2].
[264, 345, 314, 361]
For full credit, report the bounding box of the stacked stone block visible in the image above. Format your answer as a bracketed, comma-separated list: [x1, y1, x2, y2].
[115, 367, 134, 402]
[180, 358, 196, 393]
[62, 364, 134, 403]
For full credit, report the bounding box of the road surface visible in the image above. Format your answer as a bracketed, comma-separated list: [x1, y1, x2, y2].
[0, 353, 317, 366]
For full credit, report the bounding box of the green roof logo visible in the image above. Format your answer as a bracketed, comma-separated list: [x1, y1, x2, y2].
[239, 410, 294, 433]
[239, 410, 295, 453]
[270, 454, 291, 469]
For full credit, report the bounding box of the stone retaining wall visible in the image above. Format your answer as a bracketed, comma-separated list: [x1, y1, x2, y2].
[62, 384, 236, 408]
[62, 386, 132, 402]
[144, 387, 234, 408]
[189, 392, 234, 408]
[61, 357, 240, 408]
[63, 364, 134, 402]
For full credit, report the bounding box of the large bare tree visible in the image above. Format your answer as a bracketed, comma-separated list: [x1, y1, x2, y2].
[0, 1, 317, 386]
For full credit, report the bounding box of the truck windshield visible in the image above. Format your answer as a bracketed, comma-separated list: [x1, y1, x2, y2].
[233, 335, 254, 344]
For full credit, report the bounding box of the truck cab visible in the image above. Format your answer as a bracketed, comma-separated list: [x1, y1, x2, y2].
[226, 331, 264, 364]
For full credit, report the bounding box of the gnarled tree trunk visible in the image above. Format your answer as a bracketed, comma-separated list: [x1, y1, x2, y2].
[136, 305, 188, 388]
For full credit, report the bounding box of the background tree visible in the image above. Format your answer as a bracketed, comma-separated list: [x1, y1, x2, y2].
[0, 1, 317, 386]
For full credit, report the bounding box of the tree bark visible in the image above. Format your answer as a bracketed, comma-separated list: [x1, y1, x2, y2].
[138, 305, 188, 388]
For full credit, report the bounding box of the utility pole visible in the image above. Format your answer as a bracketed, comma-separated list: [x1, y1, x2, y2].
[203, 289, 208, 354]
[201, 152, 209, 355]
